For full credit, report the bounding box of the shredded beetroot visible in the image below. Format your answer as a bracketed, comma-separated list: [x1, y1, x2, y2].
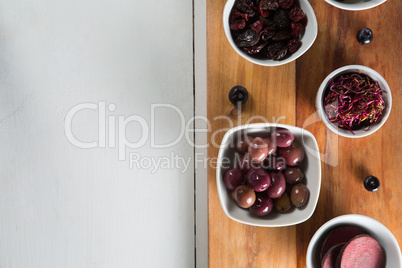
[323, 73, 385, 134]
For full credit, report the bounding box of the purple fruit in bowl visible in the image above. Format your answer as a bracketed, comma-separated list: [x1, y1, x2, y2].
[247, 168, 271, 192]
[224, 168, 245, 191]
[272, 128, 295, 148]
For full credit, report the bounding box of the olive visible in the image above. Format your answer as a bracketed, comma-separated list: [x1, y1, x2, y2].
[284, 167, 304, 184]
[267, 172, 286, 199]
[263, 156, 286, 171]
[248, 137, 269, 162]
[229, 86, 249, 106]
[264, 137, 277, 156]
[357, 28, 373, 45]
[271, 128, 295, 148]
[224, 168, 245, 191]
[234, 135, 253, 153]
[278, 140, 305, 166]
[238, 153, 261, 173]
[364, 176, 380, 192]
[231, 185, 256, 208]
[249, 193, 274, 216]
[290, 183, 310, 208]
[274, 193, 292, 213]
[247, 168, 271, 192]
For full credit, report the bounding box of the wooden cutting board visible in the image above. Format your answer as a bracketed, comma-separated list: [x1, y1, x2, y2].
[207, 0, 401, 267]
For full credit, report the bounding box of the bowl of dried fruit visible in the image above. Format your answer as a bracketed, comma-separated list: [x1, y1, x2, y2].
[316, 65, 392, 138]
[223, 0, 318, 66]
[216, 123, 321, 227]
[325, 0, 387, 11]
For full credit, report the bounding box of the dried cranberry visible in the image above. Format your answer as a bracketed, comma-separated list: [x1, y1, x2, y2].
[265, 42, 286, 60]
[235, 29, 260, 48]
[259, 0, 279, 11]
[230, 19, 246, 30]
[230, 8, 249, 23]
[243, 41, 268, 54]
[260, 27, 275, 41]
[289, 6, 305, 22]
[272, 31, 292, 41]
[251, 20, 264, 33]
[275, 47, 288, 60]
[287, 39, 302, 53]
[236, 0, 256, 17]
[273, 9, 290, 29]
[260, 17, 278, 31]
[291, 22, 304, 38]
[299, 15, 308, 27]
[258, 7, 269, 17]
[279, 0, 294, 9]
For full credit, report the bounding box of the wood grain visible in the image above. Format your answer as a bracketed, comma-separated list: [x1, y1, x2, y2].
[207, 0, 401, 267]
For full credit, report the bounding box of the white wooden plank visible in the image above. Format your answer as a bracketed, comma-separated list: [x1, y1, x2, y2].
[194, 0, 208, 267]
[0, 0, 195, 267]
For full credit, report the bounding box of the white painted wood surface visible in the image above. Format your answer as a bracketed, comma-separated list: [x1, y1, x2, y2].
[194, 0, 208, 267]
[0, 0, 197, 267]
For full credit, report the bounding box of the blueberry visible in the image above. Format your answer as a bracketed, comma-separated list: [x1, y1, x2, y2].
[357, 28, 373, 45]
[364, 176, 380, 192]
[229, 86, 248, 105]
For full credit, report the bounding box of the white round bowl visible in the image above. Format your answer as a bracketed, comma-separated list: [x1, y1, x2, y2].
[306, 214, 402, 268]
[216, 123, 321, 227]
[223, 0, 318, 66]
[325, 0, 387, 11]
[316, 65, 392, 138]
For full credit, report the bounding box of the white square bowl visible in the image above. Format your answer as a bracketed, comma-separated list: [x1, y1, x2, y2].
[223, 0, 318, 66]
[216, 123, 321, 227]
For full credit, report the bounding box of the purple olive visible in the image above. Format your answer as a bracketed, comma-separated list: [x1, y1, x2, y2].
[246, 168, 271, 192]
[284, 167, 304, 184]
[271, 128, 295, 148]
[264, 137, 277, 156]
[278, 140, 305, 166]
[234, 135, 253, 154]
[263, 156, 287, 171]
[290, 183, 310, 208]
[249, 193, 274, 216]
[238, 153, 262, 173]
[231, 185, 256, 208]
[224, 168, 245, 191]
[267, 172, 286, 199]
[248, 137, 269, 162]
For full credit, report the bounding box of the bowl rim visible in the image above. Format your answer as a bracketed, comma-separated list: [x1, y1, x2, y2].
[316, 65, 392, 138]
[216, 123, 321, 227]
[306, 214, 402, 268]
[324, 0, 387, 11]
[223, 0, 318, 66]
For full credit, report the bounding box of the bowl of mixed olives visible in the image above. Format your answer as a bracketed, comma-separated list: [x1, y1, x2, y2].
[216, 123, 321, 227]
[223, 0, 318, 66]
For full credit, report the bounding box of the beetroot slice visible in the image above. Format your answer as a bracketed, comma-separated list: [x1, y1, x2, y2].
[335, 235, 386, 268]
[321, 243, 345, 268]
[320, 226, 367, 260]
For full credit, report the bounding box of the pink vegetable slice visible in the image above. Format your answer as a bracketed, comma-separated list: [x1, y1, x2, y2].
[320, 226, 367, 260]
[335, 235, 386, 268]
[321, 243, 345, 268]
